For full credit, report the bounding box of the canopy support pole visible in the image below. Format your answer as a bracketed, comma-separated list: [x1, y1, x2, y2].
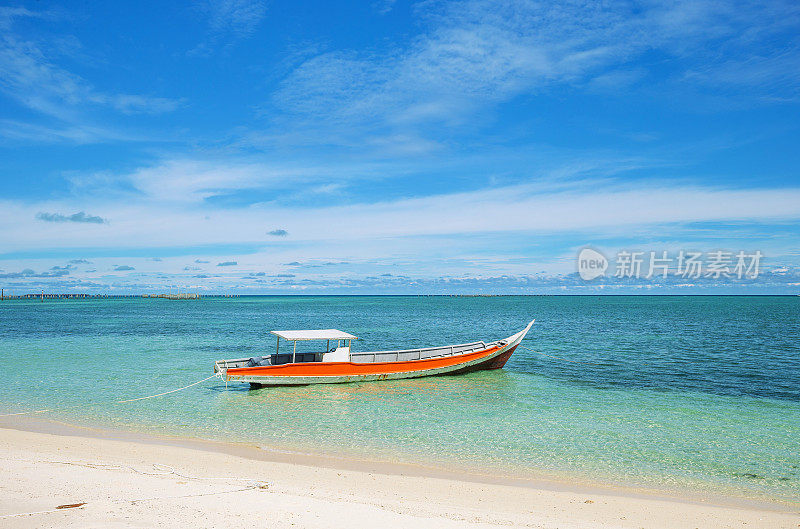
[292, 340, 297, 363]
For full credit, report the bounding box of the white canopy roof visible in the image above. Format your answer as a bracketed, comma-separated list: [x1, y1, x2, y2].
[269, 329, 358, 341]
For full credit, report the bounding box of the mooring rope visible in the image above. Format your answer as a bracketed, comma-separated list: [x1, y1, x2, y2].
[517, 344, 606, 366]
[0, 374, 217, 418]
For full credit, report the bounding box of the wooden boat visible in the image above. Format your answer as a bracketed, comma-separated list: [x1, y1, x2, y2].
[213, 320, 534, 387]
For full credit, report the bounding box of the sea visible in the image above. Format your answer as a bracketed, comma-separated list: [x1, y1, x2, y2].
[1, 295, 798, 503]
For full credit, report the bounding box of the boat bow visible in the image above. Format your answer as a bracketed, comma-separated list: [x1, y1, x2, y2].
[504, 319, 535, 347]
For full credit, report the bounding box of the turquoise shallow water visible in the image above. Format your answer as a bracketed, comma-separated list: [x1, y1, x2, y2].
[1, 296, 799, 502]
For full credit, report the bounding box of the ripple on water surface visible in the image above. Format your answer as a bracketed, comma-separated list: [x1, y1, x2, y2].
[1, 295, 798, 502]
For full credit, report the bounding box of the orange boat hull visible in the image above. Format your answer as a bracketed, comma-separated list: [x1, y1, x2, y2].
[219, 325, 532, 386]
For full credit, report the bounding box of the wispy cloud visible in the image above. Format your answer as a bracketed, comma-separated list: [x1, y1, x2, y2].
[79, 158, 393, 204]
[0, 267, 69, 278]
[191, 0, 266, 55]
[206, 0, 265, 37]
[0, 8, 181, 143]
[36, 211, 107, 224]
[4, 180, 799, 254]
[268, 0, 800, 148]
[112, 159, 295, 203]
[2, 1, 799, 294]
[683, 48, 800, 99]
[0, 6, 44, 28]
[374, 0, 396, 16]
[2, 245, 797, 293]
[0, 33, 180, 117]
[113, 265, 135, 271]
[162, 267, 800, 294]
[0, 119, 137, 145]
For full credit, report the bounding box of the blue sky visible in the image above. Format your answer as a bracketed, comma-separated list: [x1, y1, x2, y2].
[1, 0, 799, 294]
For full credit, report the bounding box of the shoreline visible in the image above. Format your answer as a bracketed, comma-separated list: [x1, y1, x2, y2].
[2, 421, 799, 528]
[2, 415, 799, 519]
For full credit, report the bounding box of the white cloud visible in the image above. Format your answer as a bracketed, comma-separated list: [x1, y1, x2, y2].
[117, 159, 366, 203]
[270, 0, 800, 137]
[374, 0, 396, 16]
[683, 49, 800, 97]
[205, 0, 266, 38]
[72, 155, 438, 203]
[190, 0, 267, 55]
[0, 119, 134, 144]
[125, 160, 274, 202]
[0, 33, 180, 118]
[0, 8, 181, 142]
[2, 179, 799, 254]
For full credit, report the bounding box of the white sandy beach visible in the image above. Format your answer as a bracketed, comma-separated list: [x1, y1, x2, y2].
[1, 424, 798, 529]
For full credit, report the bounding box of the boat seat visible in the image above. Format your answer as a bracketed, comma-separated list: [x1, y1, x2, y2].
[246, 356, 272, 367]
[266, 352, 322, 364]
[295, 352, 319, 363]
